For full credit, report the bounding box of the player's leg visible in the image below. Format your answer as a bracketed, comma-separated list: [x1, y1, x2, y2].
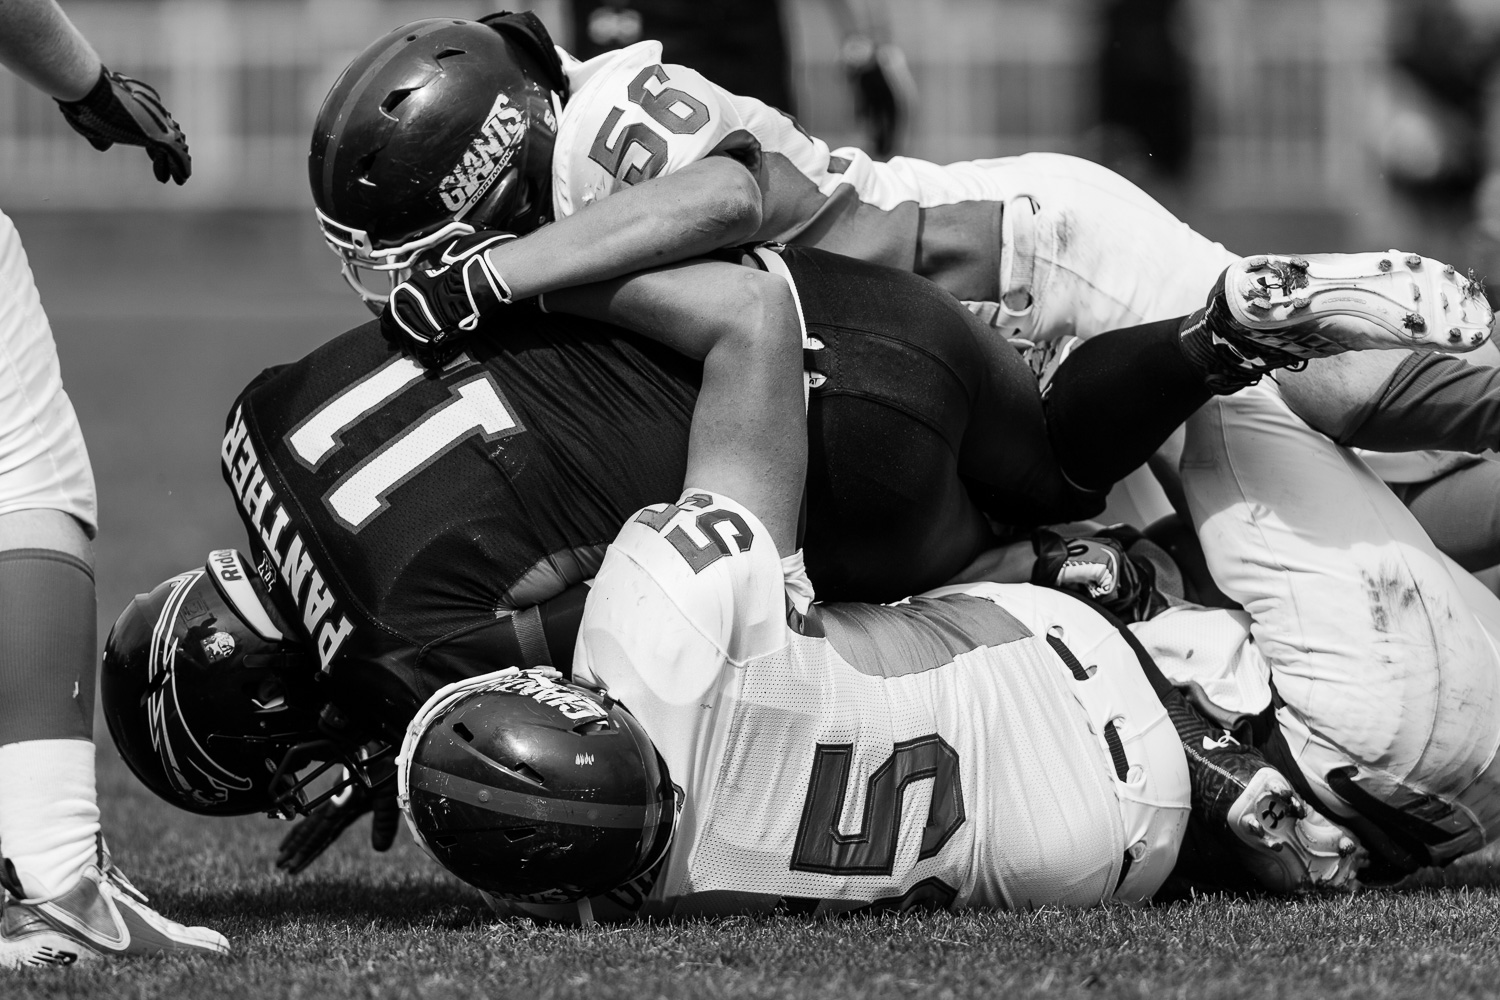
[1276, 347, 1500, 571]
[0, 209, 103, 907]
[955, 152, 1240, 348]
[0, 211, 226, 966]
[0, 509, 99, 925]
[1178, 375, 1500, 870]
[1388, 462, 1500, 570]
[960, 247, 1491, 523]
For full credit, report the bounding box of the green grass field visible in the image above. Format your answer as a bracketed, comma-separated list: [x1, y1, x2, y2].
[11, 208, 1500, 1000]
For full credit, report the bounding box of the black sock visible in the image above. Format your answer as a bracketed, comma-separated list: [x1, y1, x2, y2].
[1043, 319, 1213, 492]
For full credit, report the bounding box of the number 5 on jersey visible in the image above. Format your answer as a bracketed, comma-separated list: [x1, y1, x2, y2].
[635, 493, 753, 573]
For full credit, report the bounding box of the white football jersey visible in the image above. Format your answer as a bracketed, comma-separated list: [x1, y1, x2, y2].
[502, 490, 1189, 922]
[553, 42, 1027, 303]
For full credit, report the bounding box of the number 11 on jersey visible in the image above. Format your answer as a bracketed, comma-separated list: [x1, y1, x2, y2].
[287, 359, 524, 533]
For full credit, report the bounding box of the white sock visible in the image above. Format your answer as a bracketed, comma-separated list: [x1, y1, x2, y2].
[0, 738, 100, 898]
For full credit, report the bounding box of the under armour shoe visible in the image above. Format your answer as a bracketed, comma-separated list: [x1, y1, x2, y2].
[1185, 734, 1362, 893]
[0, 846, 229, 967]
[1181, 251, 1494, 393]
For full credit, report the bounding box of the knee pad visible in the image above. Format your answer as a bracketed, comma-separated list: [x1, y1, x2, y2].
[0, 548, 96, 744]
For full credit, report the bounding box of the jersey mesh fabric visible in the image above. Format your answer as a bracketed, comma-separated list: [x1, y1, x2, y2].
[685, 626, 1124, 911]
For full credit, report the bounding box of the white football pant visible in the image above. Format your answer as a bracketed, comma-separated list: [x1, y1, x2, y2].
[1149, 377, 1500, 858]
[0, 210, 95, 531]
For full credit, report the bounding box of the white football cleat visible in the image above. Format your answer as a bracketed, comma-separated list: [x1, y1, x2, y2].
[0, 848, 229, 968]
[1225, 251, 1493, 357]
[1228, 767, 1363, 893]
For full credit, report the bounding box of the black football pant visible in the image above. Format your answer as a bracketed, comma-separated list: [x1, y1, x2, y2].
[787, 248, 1210, 602]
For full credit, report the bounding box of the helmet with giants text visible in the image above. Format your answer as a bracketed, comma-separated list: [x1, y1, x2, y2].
[101, 550, 323, 816]
[398, 668, 679, 903]
[309, 13, 565, 311]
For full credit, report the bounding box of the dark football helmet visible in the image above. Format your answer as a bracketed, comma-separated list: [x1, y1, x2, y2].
[310, 13, 566, 311]
[101, 549, 328, 816]
[398, 669, 679, 903]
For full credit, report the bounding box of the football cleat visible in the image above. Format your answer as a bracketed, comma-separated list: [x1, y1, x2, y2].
[0, 845, 230, 967]
[1185, 730, 1362, 893]
[1223, 251, 1493, 358]
[1226, 768, 1363, 892]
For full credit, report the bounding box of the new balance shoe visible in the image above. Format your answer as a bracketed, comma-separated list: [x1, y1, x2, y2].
[1186, 735, 1362, 893]
[1181, 251, 1494, 393]
[0, 844, 229, 968]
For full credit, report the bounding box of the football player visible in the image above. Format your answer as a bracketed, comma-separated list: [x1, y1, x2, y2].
[390, 257, 1500, 923]
[100, 228, 1485, 894]
[0, 0, 226, 970]
[390, 268, 1500, 920]
[314, 13, 1500, 562]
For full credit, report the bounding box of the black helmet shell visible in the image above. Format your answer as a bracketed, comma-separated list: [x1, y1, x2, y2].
[401, 671, 677, 902]
[310, 18, 560, 249]
[101, 550, 321, 816]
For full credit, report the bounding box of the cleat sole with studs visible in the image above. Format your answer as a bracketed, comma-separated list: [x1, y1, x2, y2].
[1227, 768, 1364, 893]
[1225, 250, 1493, 356]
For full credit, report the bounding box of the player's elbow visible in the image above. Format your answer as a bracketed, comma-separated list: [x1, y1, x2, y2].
[693, 158, 763, 245]
[716, 267, 799, 355]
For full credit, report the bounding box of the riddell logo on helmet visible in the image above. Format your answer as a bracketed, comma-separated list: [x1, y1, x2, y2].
[438, 92, 528, 215]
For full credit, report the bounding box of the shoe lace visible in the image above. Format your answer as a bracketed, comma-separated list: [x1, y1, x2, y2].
[95, 836, 150, 905]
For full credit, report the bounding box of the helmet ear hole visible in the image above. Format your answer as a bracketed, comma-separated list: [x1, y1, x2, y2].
[245, 674, 289, 712]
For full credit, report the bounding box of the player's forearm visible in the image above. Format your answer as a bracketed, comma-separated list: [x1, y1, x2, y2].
[0, 0, 100, 101]
[687, 281, 806, 555]
[546, 260, 804, 547]
[488, 156, 763, 301]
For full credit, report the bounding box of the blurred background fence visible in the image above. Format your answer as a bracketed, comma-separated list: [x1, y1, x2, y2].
[0, 0, 1393, 227]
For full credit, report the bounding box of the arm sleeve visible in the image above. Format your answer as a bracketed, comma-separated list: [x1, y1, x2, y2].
[572, 489, 789, 708]
[553, 42, 762, 219]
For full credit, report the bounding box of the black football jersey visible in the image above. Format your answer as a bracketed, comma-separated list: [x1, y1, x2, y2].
[222, 247, 1012, 736]
[222, 313, 699, 734]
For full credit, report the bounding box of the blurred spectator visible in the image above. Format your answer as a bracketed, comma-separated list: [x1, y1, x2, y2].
[1375, 0, 1500, 289]
[1378, 0, 1499, 210]
[568, 0, 914, 156]
[1094, 0, 1194, 187]
[570, 0, 797, 111]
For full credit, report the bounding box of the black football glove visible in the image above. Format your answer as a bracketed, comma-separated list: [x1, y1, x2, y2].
[275, 767, 399, 876]
[1031, 525, 1170, 623]
[842, 36, 915, 158]
[56, 67, 190, 184]
[382, 232, 518, 365]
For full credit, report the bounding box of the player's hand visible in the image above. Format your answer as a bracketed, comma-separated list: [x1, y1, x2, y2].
[275, 768, 399, 876]
[382, 232, 517, 365]
[56, 67, 191, 184]
[841, 37, 915, 158]
[1031, 526, 1169, 623]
